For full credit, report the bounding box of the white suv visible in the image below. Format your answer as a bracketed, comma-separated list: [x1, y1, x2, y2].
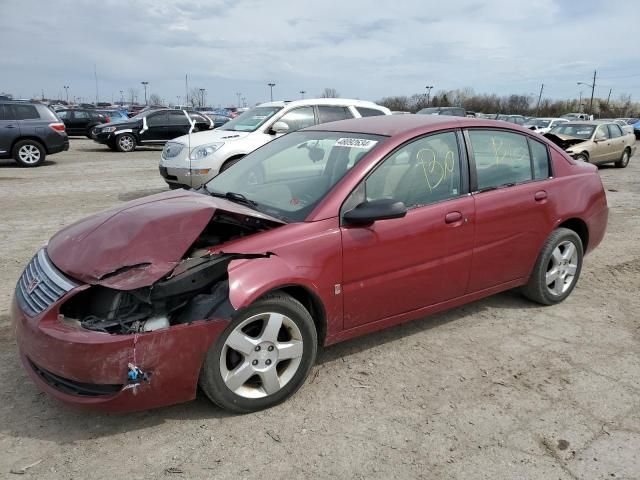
[159, 98, 390, 189]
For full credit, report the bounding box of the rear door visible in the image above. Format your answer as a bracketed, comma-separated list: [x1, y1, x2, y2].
[0, 104, 21, 157]
[466, 129, 555, 292]
[607, 124, 625, 160]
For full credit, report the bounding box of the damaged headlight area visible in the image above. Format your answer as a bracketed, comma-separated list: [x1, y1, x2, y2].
[60, 252, 268, 335]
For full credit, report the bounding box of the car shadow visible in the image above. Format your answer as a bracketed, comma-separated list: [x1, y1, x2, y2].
[0, 160, 57, 169]
[0, 289, 539, 446]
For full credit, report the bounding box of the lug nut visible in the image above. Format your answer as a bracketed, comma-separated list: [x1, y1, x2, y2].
[268, 345, 274, 352]
[252, 360, 258, 366]
[265, 359, 272, 366]
[255, 346, 261, 352]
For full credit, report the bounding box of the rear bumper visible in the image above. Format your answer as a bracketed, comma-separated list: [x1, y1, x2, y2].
[12, 294, 228, 413]
[48, 138, 69, 154]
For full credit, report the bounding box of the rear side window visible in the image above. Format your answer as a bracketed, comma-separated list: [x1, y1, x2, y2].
[57, 110, 70, 119]
[356, 107, 385, 117]
[317, 106, 352, 123]
[468, 130, 533, 189]
[13, 104, 40, 120]
[529, 139, 550, 179]
[608, 124, 623, 138]
[74, 111, 90, 119]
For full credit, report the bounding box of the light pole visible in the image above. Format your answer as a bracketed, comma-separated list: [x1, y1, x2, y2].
[141, 81, 149, 105]
[267, 82, 276, 102]
[199, 88, 206, 108]
[300, 90, 306, 99]
[577, 70, 597, 115]
[241, 97, 247, 107]
[63, 85, 69, 104]
[425, 85, 434, 106]
[119, 90, 124, 105]
[236, 92, 242, 106]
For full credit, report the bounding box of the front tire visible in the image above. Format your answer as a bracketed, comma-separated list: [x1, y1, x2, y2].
[522, 228, 583, 305]
[615, 148, 630, 168]
[575, 153, 589, 163]
[12, 140, 46, 167]
[115, 133, 136, 152]
[199, 293, 317, 413]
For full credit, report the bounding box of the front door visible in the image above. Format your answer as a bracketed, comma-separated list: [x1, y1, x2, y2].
[591, 124, 611, 164]
[0, 104, 21, 156]
[141, 111, 168, 143]
[166, 110, 192, 140]
[341, 130, 474, 329]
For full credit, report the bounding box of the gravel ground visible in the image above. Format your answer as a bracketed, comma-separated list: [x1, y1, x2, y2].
[0, 138, 638, 479]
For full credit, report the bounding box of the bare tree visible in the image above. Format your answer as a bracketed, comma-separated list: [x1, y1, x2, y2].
[127, 87, 139, 105]
[320, 87, 340, 98]
[148, 93, 163, 106]
[188, 88, 206, 107]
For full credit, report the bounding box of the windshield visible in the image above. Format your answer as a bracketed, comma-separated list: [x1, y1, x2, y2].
[416, 107, 441, 115]
[218, 106, 282, 132]
[205, 131, 386, 222]
[549, 124, 595, 139]
[526, 119, 550, 127]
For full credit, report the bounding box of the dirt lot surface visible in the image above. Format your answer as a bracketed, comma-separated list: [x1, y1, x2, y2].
[0, 138, 638, 479]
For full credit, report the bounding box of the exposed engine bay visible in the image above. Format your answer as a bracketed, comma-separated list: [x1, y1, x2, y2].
[543, 133, 586, 150]
[59, 211, 280, 334]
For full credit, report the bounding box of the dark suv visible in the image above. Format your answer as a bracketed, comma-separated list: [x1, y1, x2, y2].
[0, 101, 69, 167]
[91, 108, 213, 152]
[56, 109, 109, 137]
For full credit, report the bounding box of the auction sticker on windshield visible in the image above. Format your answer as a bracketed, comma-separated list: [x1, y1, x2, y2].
[335, 138, 378, 149]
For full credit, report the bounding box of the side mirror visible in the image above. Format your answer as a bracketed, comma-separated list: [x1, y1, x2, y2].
[343, 198, 407, 226]
[594, 134, 606, 142]
[271, 121, 289, 135]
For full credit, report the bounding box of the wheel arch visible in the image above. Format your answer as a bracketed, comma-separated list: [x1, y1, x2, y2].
[12, 136, 47, 153]
[220, 154, 246, 170]
[269, 285, 327, 347]
[557, 217, 589, 252]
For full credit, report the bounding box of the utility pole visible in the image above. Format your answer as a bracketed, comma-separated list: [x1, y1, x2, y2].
[185, 74, 189, 106]
[199, 88, 206, 107]
[300, 90, 306, 99]
[606, 88, 612, 108]
[236, 92, 242, 107]
[64, 85, 69, 103]
[120, 90, 124, 105]
[425, 85, 434, 106]
[267, 82, 276, 102]
[141, 81, 149, 105]
[94, 63, 99, 104]
[535, 83, 544, 115]
[589, 70, 596, 115]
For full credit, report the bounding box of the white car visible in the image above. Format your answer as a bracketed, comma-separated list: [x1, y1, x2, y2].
[524, 117, 569, 134]
[159, 98, 391, 189]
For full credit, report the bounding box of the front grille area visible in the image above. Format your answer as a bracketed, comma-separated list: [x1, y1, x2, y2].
[162, 141, 184, 159]
[29, 359, 123, 397]
[15, 249, 78, 317]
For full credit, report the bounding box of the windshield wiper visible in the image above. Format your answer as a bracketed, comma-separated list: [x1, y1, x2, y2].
[209, 190, 258, 208]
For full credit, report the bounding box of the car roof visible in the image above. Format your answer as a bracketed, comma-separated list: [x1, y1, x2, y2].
[257, 98, 387, 109]
[562, 121, 610, 125]
[304, 114, 475, 136]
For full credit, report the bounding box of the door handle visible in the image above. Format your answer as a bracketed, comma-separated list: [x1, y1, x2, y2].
[5, 125, 15, 129]
[534, 191, 548, 201]
[445, 211, 463, 224]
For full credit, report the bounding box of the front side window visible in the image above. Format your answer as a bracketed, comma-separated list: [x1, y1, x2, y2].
[56, 110, 70, 119]
[361, 131, 462, 209]
[594, 125, 609, 140]
[147, 112, 167, 126]
[278, 107, 316, 131]
[205, 131, 385, 222]
[317, 106, 352, 123]
[468, 130, 533, 189]
[168, 111, 189, 125]
[218, 106, 282, 132]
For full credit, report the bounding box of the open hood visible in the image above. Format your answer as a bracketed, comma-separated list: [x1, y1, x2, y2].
[544, 133, 587, 150]
[47, 190, 284, 289]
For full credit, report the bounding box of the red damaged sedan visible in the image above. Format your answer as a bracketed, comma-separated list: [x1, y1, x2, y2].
[13, 115, 608, 413]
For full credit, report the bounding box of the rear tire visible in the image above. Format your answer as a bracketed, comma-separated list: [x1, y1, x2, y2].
[115, 133, 136, 152]
[12, 140, 46, 167]
[615, 148, 630, 168]
[521, 228, 583, 305]
[199, 292, 317, 413]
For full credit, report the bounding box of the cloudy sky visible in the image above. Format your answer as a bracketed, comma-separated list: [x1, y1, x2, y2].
[1, 0, 638, 106]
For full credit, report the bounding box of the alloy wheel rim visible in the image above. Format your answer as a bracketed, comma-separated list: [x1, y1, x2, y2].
[622, 152, 629, 166]
[546, 240, 578, 296]
[220, 312, 304, 399]
[18, 145, 41, 164]
[119, 136, 133, 150]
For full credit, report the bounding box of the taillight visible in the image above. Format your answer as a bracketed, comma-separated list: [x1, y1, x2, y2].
[49, 123, 66, 132]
